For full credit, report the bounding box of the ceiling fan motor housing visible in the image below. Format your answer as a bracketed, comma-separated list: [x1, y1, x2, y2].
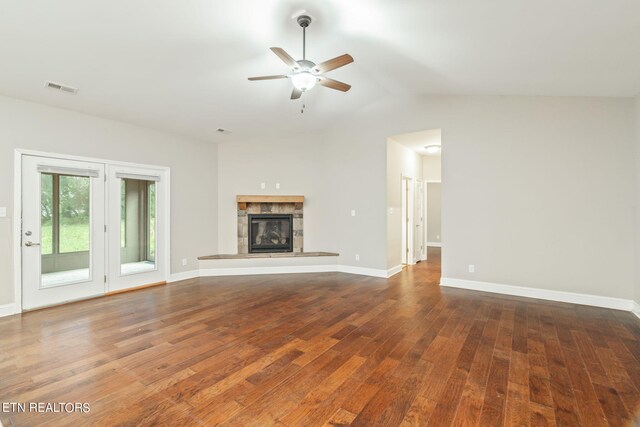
[297, 15, 312, 28]
[297, 59, 316, 71]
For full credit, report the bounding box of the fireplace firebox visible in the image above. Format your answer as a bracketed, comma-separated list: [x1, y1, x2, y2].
[248, 214, 293, 253]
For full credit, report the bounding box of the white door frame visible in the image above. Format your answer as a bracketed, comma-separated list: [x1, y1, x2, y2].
[13, 149, 171, 313]
[425, 180, 442, 250]
[414, 178, 426, 262]
[401, 174, 415, 265]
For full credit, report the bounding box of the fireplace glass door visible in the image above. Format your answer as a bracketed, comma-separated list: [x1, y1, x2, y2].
[248, 214, 293, 253]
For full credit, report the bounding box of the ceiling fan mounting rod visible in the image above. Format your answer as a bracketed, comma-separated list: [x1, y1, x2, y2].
[297, 15, 312, 61]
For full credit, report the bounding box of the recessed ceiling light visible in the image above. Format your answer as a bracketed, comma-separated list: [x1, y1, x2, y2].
[425, 145, 441, 154]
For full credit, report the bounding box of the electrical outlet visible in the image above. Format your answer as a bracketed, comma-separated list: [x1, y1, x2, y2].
[260, 182, 266, 189]
[351, 209, 356, 217]
[468, 264, 475, 273]
[0, 207, 6, 218]
[436, 235, 440, 240]
[355, 254, 360, 261]
[275, 183, 280, 189]
[389, 207, 394, 214]
[182, 258, 188, 266]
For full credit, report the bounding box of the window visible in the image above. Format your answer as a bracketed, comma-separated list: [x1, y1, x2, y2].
[120, 178, 156, 275]
[40, 173, 90, 256]
[39, 172, 91, 286]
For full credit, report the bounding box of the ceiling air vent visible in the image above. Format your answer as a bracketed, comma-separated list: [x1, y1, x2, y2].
[44, 81, 78, 94]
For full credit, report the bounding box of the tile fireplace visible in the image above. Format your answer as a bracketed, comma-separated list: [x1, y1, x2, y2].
[248, 214, 293, 253]
[236, 195, 304, 254]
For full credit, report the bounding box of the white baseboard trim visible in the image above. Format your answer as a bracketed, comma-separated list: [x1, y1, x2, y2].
[200, 265, 338, 277]
[0, 303, 19, 318]
[440, 277, 635, 311]
[337, 265, 389, 278]
[169, 269, 200, 283]
[427, 242, 442, 247]
[633, 301, 640, 320]
[386, 265, 403, 278]
[192, 265, 392, 280]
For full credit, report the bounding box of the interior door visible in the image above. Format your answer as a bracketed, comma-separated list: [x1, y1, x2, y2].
[107, 165, 166, 292]
[415, 179, 426, 261]
[21, 155, 106, 310]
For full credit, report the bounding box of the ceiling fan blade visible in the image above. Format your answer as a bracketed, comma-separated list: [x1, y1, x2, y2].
[248, 75, 288, 81]
[270, 47, 300, 70]
[291, 87, 302, 100]
[318, 77, 351, 92]
[314, 54, 354, 73]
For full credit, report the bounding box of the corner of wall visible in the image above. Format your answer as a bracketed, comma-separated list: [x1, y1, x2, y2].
[635, 94, 640, 306]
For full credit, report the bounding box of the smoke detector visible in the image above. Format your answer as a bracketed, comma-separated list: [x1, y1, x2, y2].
[44, 81, 78, 94]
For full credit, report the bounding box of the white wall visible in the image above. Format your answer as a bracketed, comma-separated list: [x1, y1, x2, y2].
[325, 95, 635, 300]
[217, 131, 390, 273]
[423, 155, 442, 181]
[424, 154, 442, 247]
[217, 135, 332, 255]
[4, 94, 636, 308]
[427, 183, 441, 244]
[0, 95, 218, 306]
[635, 94, 640, 308]
[386, 138, 423, 269]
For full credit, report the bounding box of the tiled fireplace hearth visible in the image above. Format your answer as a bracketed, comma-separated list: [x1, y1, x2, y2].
[236, 195, 304, 254]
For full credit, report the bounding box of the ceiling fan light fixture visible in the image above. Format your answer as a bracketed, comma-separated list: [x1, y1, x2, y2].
[425, 145, 441, 154]
[291, 71, 317, 92]
[248, 13, 353, 100]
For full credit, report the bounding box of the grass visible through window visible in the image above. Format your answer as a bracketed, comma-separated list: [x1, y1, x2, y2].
[41, 222, 90, 253]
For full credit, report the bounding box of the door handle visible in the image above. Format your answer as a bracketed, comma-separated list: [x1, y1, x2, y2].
[24, 241, 41, 247]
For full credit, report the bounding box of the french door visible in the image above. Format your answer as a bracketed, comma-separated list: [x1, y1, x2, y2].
[21, 156, 106, 309]
[107, 165, 166, 292]
[21, 154, 168, 310]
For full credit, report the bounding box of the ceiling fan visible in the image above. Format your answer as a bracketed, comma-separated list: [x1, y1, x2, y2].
[248, 15, 354, 100]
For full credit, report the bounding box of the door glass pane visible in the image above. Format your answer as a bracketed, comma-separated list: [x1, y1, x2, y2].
[41, 173, 91, 288]
[120, 178, 157, 275]
[59, 175, 90, 253]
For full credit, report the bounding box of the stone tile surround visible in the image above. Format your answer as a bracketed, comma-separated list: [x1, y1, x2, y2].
[238, 202, 303, 254]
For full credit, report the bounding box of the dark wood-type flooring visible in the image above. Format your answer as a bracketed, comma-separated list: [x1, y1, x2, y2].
[1, 248, 640, 426]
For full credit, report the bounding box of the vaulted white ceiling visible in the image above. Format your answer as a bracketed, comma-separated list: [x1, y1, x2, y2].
[1, 0, 639, 141]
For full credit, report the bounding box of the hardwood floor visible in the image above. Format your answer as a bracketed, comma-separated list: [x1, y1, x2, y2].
[1, 247, 639, 426]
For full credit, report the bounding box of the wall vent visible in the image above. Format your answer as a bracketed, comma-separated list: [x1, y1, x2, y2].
[44, 81, 78, 94]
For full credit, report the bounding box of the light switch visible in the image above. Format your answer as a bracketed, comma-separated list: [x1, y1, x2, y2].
[351, 210, 356, 217]
[0, 207, 6, 218]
